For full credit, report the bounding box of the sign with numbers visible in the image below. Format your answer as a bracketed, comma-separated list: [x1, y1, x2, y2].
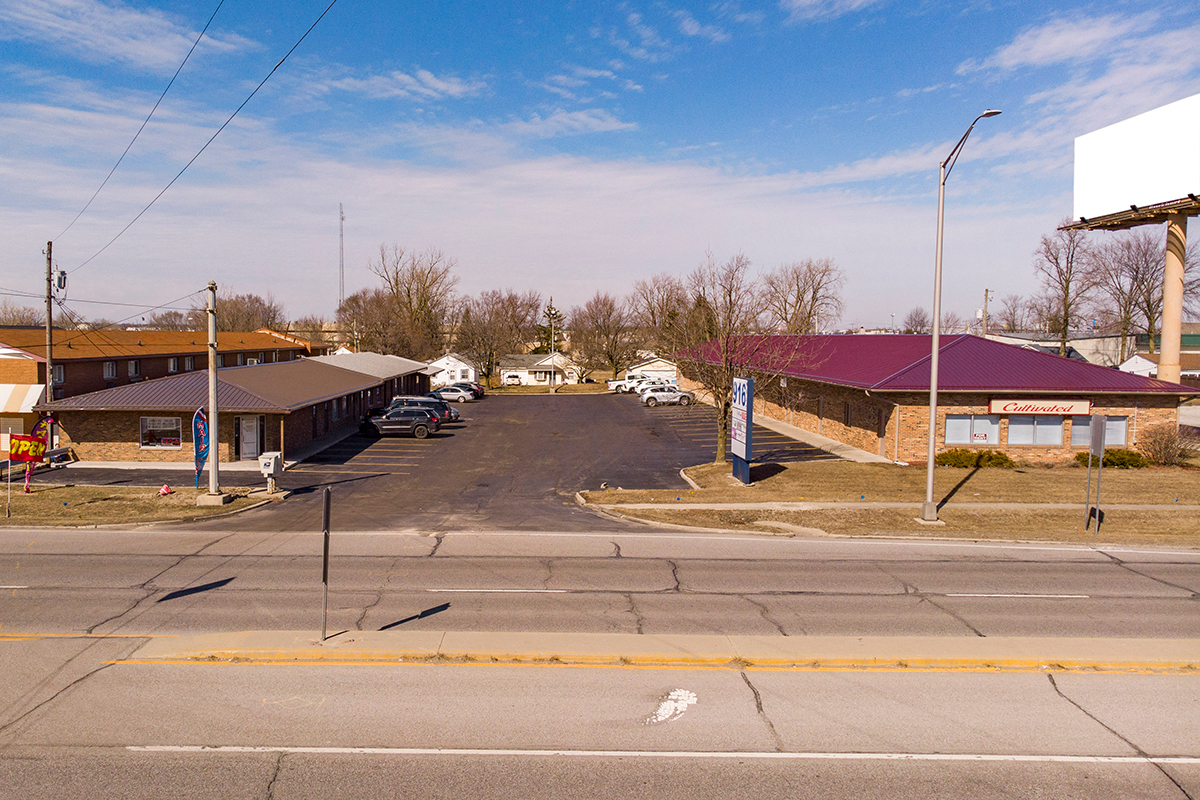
[731, 377, 753, 462]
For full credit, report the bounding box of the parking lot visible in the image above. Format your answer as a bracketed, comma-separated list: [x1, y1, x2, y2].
[52, 392, 837, 532]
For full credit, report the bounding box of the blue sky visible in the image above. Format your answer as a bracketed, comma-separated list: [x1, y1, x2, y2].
[2, 0, 1198, 328]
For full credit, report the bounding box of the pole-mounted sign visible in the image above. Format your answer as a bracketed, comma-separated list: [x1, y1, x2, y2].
[731, 377, 753, 484]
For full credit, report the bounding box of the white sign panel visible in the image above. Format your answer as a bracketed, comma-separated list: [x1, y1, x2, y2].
[1074, 93, 1200, 220]
[731, 377, 752, 462]
[989, 399, 1091, 415]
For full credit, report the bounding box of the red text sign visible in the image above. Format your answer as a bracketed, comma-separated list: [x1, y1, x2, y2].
[988, 399, 1091, 415]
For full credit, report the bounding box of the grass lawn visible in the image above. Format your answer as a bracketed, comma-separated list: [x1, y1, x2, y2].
[0, 483, 264, 527]
[582, 460, 1200, 545]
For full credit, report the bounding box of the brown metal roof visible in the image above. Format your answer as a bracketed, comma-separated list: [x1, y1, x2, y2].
[0, 327, 327, 362]
[35, 359, 379, 414]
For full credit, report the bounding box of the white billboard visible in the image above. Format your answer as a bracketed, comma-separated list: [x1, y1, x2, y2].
[1073, 93, 1200, 221]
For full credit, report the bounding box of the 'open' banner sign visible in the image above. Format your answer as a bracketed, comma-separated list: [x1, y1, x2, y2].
[8, 434, 46, 462]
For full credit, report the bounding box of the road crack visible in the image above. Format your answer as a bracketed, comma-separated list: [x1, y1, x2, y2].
[1047, 674, 1194, 800]
[741, 595, 790, 635]
[625, 593, 645, 634]
[265, 752, 286, 800]
[740, 672, 784, 752]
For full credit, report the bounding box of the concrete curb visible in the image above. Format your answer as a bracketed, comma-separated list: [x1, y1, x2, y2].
[114, 630, 1200, 672]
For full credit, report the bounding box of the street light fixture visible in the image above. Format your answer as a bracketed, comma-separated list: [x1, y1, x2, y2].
[921, 109, 1001, 522]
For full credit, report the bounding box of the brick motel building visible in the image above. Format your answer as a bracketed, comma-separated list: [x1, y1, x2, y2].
[679, 334, 1199, 464]
[33, 353, 434, 463]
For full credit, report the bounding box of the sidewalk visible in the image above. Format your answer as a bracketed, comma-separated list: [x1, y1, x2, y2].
[118, 629, 1200, 672]
[591, 500, 1200, 512]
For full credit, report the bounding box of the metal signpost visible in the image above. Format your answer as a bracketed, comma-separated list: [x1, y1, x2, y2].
[731, 377, 753, 485]
[321, 487, 332, 641]
[1083, 415, 1107, 533]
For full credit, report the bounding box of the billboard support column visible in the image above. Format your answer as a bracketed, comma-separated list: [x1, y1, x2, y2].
[1159, 216, 1187, 385]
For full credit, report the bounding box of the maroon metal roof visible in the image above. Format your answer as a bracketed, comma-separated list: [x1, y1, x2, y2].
[678, 334, 1199, 395]
[36, 359, 381, 413]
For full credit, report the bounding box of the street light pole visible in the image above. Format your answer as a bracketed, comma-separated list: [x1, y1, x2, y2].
[921, 109, 1001, 522]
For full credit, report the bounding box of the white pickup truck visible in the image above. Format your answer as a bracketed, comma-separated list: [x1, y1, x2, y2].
[607, 373, 651, 393]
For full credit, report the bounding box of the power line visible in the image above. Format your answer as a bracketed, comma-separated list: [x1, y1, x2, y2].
[70, 0, 343, 275]
[1, 288, 192, 312]
[54, 0, 226, 242]
[51, 289, 205, 349]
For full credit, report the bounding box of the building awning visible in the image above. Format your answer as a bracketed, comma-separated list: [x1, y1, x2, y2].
[0, 384, 45, 414]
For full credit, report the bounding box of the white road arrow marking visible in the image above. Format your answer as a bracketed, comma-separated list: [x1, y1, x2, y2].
[644, 689, 697, 725]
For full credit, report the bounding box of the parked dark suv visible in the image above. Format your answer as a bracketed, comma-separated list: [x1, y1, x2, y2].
[389, 395, 460, 423]
[369, 407, 440, 438]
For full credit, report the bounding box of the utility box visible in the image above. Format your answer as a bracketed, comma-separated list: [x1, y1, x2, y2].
[258, 451, 282, 477]
[258, 451, 282, 493]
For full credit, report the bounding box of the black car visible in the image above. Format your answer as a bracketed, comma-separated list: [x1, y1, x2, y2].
[369, 407, 440, 438]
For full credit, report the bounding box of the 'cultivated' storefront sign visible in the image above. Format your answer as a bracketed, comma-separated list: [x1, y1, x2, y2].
[988, 399, 1091, 415]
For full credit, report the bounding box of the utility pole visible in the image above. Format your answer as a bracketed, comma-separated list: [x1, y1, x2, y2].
[981, 288, 992, 337]
[44, 242, 53, 407]
[196, 281, 229, 506]
[338, 203, 345, 310]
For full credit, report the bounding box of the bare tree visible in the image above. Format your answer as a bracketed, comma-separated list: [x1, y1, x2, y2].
[569, 292, 639, 379]
[629, 273, 687, 354]
[0, 299, 43, 326]
[455, 290, 542, 383]
[368, 244, 459, 360]
[337, 288, 398, 353]
[995, 294, 1027, 333]
[1087, 235, 1144, 361]
[188, 290, 287, 332]
[940, 311, 966, 334]
[143, 310, 191, 330]
[902, 306, 931, 334]
[760, 258, 845, 333]
[673, 252, 767, 463]
[1033, 225, 1093, 356]
[289, 315, 331, 345]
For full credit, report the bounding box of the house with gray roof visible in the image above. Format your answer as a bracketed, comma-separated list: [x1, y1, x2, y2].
[497, 352, 582, 386]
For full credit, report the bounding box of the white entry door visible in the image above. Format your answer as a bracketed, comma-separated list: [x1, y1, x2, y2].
[240, 416, 260, 460]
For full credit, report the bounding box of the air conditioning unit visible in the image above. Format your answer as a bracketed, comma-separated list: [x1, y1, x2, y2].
[247, 358, 259, 366]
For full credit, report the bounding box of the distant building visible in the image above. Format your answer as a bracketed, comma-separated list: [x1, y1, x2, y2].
[678, 334, 1197, 464]
[428, 353, 478, 386]
[497, 353, 582, 386]
[1119, 352, 1200, 387]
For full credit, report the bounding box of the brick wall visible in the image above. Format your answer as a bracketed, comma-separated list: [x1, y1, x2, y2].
[678, 374, 1180, 465]
[0, 359, 39, 383]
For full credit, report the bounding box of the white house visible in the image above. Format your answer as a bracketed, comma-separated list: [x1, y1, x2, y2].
[497, 352, 582, 386]
[1119, 352, 1200, 380]
[429, 353, 478, 386]
[626, 356, 677, 383]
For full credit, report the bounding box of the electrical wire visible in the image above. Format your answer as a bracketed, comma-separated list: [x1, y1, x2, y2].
[53, 0, 227, 242]
[70, 0, 343, 275]
[51, 289, 205, 350]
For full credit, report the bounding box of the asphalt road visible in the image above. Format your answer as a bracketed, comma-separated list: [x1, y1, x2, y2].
[4, 530, 1199, 640]
[44, 393, 832, 532]
[4, 527, 1200, 799]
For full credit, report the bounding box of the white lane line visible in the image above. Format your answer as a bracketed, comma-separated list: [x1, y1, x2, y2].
[0, 585, 29, 589]
[426, 589, 568, 594]
[946, 594, 1091, 599]
[128, 746, 1200, 764]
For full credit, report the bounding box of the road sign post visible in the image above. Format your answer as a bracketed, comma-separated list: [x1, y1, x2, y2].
[1084, 415, 1107, 532]
[321, 487, 331, 641]
[731, 377, 753, 485]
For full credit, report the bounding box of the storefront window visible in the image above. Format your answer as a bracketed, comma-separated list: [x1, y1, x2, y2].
[1008, 415, 1063, 446]
[140, 417, 182, 449]
[945, 414, 1000, 445]
[1070, 416, 1128, 447]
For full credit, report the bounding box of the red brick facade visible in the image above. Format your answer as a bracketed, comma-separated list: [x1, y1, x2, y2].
[679, 375, 1181, 465]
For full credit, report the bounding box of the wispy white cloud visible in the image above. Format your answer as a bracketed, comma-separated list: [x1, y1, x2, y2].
[779, 0, 886, 24]
[0, 0, 254, 72]
[325, 69, 487, 101]
[538, 65, 642, 102]
[500, 109, 638, 139]
[604, 11, 676, 63]
[673, 10, 730, 43]
[957, 13, 1157, 73]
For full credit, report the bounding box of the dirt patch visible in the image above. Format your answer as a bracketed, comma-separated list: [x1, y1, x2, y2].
[0, 483, 264, 527]
[581, 460, 1200, 507]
